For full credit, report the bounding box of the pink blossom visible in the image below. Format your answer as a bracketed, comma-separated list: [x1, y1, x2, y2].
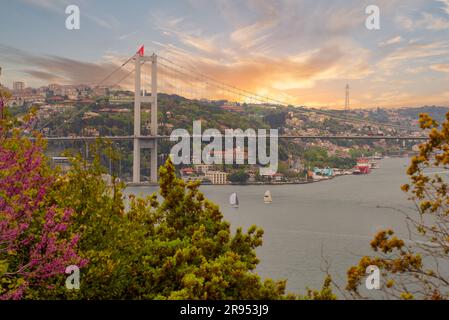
[0, 125, 86, 299]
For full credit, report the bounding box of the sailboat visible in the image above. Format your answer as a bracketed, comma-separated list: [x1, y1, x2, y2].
[229, 192, 239, 208]
[264, 190, 272, 204]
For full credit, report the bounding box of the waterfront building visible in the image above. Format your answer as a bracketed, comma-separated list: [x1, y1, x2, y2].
[194, 164, 212, 174]
[205, 171, 228, 184]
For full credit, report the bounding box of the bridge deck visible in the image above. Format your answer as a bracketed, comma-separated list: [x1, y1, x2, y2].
[38, 135, 427, 141]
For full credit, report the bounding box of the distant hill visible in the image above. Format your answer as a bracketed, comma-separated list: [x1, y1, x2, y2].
[397, 106, 449, 123]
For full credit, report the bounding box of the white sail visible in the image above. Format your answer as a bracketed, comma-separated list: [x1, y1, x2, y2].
[264, 190, 272, 203]
[229, 192, 239, 207]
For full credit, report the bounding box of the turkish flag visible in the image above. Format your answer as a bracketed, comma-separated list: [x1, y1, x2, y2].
[137, 45, 144, 57]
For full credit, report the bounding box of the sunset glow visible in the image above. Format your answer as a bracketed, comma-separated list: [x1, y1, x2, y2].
[1, 0, 449, 108]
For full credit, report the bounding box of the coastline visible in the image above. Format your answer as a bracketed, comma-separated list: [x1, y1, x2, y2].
[127, 170, 357, 187]
[126, 157, 412, 187]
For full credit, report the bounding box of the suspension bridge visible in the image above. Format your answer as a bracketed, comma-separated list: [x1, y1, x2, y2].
[36, 47, 427, 184]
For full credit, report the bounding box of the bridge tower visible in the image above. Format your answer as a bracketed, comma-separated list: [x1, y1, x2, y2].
[132, 52, 158, 184]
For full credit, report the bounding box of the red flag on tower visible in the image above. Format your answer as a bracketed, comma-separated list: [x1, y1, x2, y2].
[137, 45, 144, 57]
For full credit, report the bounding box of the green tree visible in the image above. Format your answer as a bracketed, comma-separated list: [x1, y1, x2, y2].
[304, 147, 328, 165]
[229, 170, 249, 184]
[47, 150, 296, 299]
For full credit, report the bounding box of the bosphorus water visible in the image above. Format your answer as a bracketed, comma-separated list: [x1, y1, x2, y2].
[126, 157, 415, 295]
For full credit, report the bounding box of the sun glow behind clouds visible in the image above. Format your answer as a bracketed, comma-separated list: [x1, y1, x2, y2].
[1, 0, 449, 108]
[148, 0, 449, 108]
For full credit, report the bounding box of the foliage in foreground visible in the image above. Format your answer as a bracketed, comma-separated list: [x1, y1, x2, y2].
[0, 103, 335, 299]
[346, 113, 449, 300]
[58, 152, 336, 299]
[50, 152, 292, 299]
[0, 106, 85, 300]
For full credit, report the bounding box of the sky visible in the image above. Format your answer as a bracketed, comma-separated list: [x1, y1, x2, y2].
[1, 0, 449, 109]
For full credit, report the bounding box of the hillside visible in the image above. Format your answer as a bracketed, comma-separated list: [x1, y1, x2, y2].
[16, 94, 439, 181]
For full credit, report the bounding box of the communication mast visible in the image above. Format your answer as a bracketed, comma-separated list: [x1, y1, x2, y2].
[345, 84, 350, 112]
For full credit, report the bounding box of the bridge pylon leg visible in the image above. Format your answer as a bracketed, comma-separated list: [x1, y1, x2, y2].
[150, 142, 157, 183]
[132, 53, 142, 184]
[132, 138, 140, 183]
[150, 53, 158, 184]
[132, 52, 158, 184]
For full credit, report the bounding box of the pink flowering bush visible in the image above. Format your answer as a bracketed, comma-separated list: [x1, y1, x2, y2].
[0, 107, 86, 299]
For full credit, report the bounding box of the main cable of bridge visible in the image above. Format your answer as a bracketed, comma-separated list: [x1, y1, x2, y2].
[158, 55, 281, 105]
[38, 48, 413, 136]
[158, 61, 276, 105]
[37, 51, 141, 132]
[157, 54, 411, 131]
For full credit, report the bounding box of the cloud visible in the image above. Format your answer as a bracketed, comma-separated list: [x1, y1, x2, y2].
[155, 38, 373, 106]
[20, 0, 68, 14]
[229, 19, 277, 51]
[84, 13, 118, 29]
[379, 36, 402, 47]
[5, 0, 449, 108]
[19, 0, 118, 29]
[156, 0, 376, 59]
[436, 0, 449, 14]
[397, 12, 449, 31]
[151, 14, 220, 56]
[23, 70, 66, 83]
[430, 63, 449, 72]
[378, 40, 449, 73]
[395, 15, 415, 31]
[404, 66, 427, 74]
[420, 12, 449, 30]
[118, 31, 139, 41]
[126, 0, 447, 107]
[0, 44, 132, 87]
[396, 10, 449, 31]
[152, 0, 375, 91]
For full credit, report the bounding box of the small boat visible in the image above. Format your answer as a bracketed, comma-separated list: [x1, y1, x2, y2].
[229, 192, 239, 208]
[370, 160, 380, 169]
[264, 190, 272, 204]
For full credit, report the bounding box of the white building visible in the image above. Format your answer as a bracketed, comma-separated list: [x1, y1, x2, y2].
[194, 164, 212, 174]
[13, 81, 25, 91]
[48, 84, 63, 96]
[205, 171, 228, 184]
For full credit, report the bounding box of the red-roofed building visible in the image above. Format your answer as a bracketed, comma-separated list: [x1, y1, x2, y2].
[180, 167, 194, 176]
[221, 105, 243, 112]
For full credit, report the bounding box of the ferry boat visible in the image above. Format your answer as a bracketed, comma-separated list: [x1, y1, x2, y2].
[356, 157, 371, 174]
